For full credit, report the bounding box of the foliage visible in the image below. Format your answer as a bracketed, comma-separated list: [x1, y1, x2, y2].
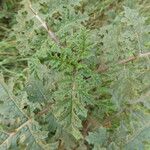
[0, 0, 150, 149]
[0, 0, 27, 93]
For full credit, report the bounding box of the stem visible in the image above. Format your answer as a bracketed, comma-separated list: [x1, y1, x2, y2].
[0, 119, 31, 148]
[28, 1, 62, 47]
[97, 51, 150, 73]
[118, 52, 150, 64]
[0, 58, 28, 66]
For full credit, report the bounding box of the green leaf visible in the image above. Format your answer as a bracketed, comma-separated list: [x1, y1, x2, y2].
[86, 127, 108, 150]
